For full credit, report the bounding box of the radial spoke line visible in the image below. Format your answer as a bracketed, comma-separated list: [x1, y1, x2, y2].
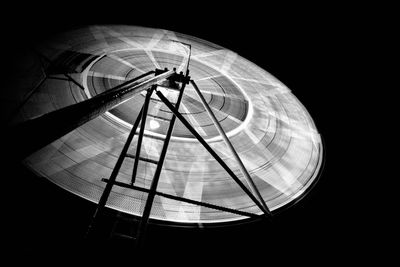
[184, 93, 243, 123]
[180, 103, 208, 136]
[88, 71, 126, 81]
[64, 73, 85, 91]
[103, 26, 144, 49]
[156, 90, 270, 217]
[145, 50, 161, 69]
[191, 49, 226, 60]
[186, 86, 244, 101]
[34, 49, 90, 90]
[108, 54, 147, 74]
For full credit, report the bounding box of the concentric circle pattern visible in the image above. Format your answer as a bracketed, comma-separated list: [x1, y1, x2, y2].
[22, 25, 323, 224]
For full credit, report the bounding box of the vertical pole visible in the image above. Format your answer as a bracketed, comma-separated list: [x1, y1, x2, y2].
[85, 105, 144, 238]
[135, 72, 189, 248]
[190, 80, 271, 216]
[131, 87, 154, 185]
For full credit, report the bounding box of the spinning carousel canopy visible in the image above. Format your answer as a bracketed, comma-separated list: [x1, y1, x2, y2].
[16, 25, 323, 225]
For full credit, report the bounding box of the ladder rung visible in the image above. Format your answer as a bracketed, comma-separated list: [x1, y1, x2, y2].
[141, 133, 167, 142]
[165, 87, 181, 92]
[125, 154, 159, 165]
[147, 113, 172, 122]
[151, 97, 177, 105]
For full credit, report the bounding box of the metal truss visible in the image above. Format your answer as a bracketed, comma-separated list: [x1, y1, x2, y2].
[6, 45, 273, 249]
[86, 68, 272, 248]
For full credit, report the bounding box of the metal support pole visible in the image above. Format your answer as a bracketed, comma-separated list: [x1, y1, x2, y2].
[85, 105, 144, 238]
[131, 87, 154, 185]
[190, 80, 271, 216]
[6, 69, 174, 161]
[135, 72, 189, 248]
[156, 91, 271, 216]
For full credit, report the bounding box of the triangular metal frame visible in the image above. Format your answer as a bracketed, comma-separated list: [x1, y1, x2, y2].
[86, 68, 272, 248]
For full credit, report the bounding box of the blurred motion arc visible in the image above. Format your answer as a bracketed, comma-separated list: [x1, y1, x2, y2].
[4, 25, 324, 242]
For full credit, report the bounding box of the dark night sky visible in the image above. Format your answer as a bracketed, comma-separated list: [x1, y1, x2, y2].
[1, 2, 379, 263]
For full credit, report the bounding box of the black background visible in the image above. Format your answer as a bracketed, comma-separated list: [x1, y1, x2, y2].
[0, 1, 381, 263]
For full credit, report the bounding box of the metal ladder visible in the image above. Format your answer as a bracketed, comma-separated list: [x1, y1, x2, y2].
[86, 70, 189, 247]
[86, 69, 272, 249]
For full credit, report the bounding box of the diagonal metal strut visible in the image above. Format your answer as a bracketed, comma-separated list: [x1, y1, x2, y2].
[190, 80, 271, 216]
[156, 90, 271, 217]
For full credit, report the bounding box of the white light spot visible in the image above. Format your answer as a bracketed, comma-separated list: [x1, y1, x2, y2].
[149, 120, 160, 130]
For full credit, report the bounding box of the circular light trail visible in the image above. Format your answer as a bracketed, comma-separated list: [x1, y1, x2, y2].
[22, 25, 323, 225]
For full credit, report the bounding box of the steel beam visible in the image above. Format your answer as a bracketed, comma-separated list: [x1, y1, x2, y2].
[6, 69, 174, 161]
[190, 80, 271, 216]
[101, 178, 261, 219]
